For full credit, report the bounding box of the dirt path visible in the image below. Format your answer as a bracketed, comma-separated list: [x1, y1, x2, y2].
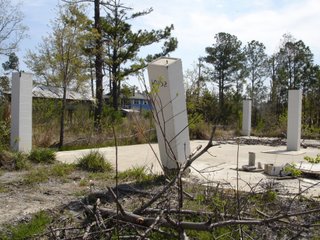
[0, 170, 96, 226]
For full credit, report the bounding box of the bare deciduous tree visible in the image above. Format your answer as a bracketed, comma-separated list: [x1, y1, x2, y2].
[0, 0, 27, 56]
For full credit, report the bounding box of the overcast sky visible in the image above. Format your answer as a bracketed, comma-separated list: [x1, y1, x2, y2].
[11, 0, 320, 73]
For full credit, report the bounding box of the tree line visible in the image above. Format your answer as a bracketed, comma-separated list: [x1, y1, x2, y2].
[186, 32, 320, 137]
[1, 0, 319, 148]
[13, 0, 176, 149]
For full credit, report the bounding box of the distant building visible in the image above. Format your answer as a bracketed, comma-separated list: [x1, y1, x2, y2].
[3, 85, 94, 123]
[4, 85, 94, 102]
[104, 91, 152, 112]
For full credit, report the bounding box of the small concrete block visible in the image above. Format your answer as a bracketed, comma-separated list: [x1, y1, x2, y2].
[257, 162, 262, 169]
[248, 152, 255, 166]
[264, 164, 283, 176]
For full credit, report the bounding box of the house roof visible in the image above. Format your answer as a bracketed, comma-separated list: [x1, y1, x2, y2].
[33, 85, 94, 101]
[131, 92, 149, 100]
[4, 85, 94, 101]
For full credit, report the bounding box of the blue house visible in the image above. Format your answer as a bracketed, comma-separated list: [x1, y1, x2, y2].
[126, 91, 152, 111]
[104, 91, 152, 112]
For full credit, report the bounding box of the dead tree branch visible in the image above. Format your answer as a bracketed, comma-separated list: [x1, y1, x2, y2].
[87, 206, 320, 232]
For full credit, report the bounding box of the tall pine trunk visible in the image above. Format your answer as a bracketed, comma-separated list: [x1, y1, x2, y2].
[94, 0, 104, 131]
[59, 83, 67, 150]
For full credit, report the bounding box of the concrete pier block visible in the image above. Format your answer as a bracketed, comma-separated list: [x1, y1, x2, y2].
[147, 57, 190, 171]
[287, 89, 302, 151]
[248, 152, 255, 166]
[10, 72, 33, 152]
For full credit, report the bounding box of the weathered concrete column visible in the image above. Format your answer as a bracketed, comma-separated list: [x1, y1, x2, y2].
[287, 89, 302, 151]
[10, 72, 33, 152]
[242, 99, 252, 136]
[147, 57, 190, 173]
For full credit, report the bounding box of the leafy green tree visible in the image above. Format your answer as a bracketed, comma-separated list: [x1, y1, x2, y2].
[26, 3, 92, 149]
[277, 34, 313, 90]
[0, 52, 19, 94]
[268, 53, 284, 117]
[2, 52, 19, 72]
[92, 0, 104, 130]
[0, 76, 10, 94]
[269, 34, 315, 127]
[301, 64, 320, 128]
[101, 0, 177, 111]
[204, 32, 245, 124]
[243, 40, 268, 126]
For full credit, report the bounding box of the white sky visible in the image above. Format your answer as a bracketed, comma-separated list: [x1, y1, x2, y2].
[9, 0, 320, 74]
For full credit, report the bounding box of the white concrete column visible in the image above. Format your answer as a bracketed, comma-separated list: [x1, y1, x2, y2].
[10, 72, 33, 152]
[147, 57, 190, 171]
[242, 99, 252, 136]
[287, 89, 302, 151]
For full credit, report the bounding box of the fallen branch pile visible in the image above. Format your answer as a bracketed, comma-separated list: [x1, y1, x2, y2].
[36, 128, 320, 239]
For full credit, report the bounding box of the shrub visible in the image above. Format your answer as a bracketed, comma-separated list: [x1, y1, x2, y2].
[77, 151, 113, 172]
[0, 150, 15, 170]
[0, 150, 30, 171]
[283, 163, 302, 177]
[28, 148, 56, 164]
[0, 120, 10, 151]
[13, 152, 30, 170]
[188, 115, 211, 140]
[304, 154, 320, 164]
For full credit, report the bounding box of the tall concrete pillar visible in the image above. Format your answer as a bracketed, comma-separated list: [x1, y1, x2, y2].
[10, 72, 33, 152]
[287, 89, 302, 151]
[147, 57, 190, 172]
[242, 99, 252, 136]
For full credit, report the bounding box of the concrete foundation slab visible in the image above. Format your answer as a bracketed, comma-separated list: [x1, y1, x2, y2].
[56, 138, 320, 196]
[262, 150, 306, 155]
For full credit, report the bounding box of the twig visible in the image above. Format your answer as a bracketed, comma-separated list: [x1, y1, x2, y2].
[165, 179, 194, 200]
[133, 127, 218, 214]
[108, 187, 126, 216]
[137, 210, 164, 240]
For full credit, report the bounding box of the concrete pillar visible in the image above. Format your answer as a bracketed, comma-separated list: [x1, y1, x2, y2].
[242, 99, 252, 136]
[147, 57, 190, 172]
[287, 89, 302, 151]
[10, 72, 33, 152]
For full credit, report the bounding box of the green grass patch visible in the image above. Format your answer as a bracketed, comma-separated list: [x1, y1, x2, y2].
[0, 183, 8, 193]
[22, 163, 76, 185]
[23, 167, 49, 185]
[88, 172, 113, 181]
[73, 189, 89, 197]
[77, 151, 113, 172]
[28, 148, 56, 164]
[118, 166, 160, 184]
[50, 163, 76, 178]
[0, 211, 51, 239]
[79, 178, 89, 187]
